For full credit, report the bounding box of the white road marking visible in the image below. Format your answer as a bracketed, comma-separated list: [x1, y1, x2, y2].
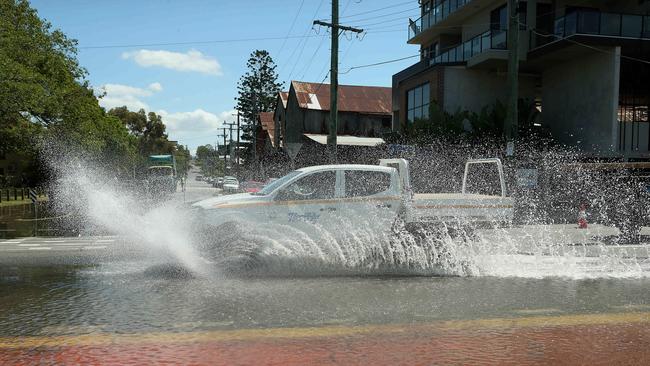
[43, 240, 65, 243]
[18, 244, 40, 247]
[28, 247, 52, 250]
[82, 246, 107, 250]
[49, 243, 92, 246]
[95, 239, 114, 243]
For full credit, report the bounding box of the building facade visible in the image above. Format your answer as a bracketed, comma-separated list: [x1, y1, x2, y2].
[393, 0, 650, 159]
[273, 91, 288, 149]
[282, 81, 393, 147]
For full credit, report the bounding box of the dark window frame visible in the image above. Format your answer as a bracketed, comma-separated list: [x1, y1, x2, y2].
[406, 83, 431, 124]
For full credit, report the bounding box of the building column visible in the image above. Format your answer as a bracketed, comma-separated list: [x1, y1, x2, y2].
[527, 0, 537, 49]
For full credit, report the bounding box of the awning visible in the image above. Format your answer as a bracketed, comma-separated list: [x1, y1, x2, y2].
[303, 134, 385, 147]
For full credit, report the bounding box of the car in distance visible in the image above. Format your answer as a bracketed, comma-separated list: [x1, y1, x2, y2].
[242, 181, 265, 194]
[222, 177, 240, 193]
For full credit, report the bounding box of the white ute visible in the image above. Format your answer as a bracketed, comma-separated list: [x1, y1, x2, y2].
[192, 158, 513, 236]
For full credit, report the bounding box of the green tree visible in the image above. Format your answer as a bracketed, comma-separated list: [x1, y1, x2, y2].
[107, 107, 174, 156]
[0, 0, 136, 184]
[174, 145, 191, 178]
[194, 144, 223, 177]
[235, 50, 282, 160]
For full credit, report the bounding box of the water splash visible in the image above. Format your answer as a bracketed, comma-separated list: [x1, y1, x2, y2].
[48, 160, 208, 275]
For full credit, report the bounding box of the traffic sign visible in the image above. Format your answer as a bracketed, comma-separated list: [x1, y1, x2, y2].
[28, 189, 37, 204]
[285, 143, 303, 160]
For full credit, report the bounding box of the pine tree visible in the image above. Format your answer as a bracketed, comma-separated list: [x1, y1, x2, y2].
[235, 50, 283, 163]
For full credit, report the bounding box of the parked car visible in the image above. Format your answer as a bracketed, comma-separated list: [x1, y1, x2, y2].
[213, 177, 224, 188]
[242, 181, 265, 194]
[195, 175, 203, 181]
[222, 178, 240, 193]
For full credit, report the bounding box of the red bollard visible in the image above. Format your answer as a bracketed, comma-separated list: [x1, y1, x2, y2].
[578, 204, 588, 229]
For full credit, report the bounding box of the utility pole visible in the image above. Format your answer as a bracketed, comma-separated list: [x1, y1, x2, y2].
[252, 93, 258, 165]
[314, 1, 363, 162]
[218, 129, 227, 176]
[505, 0, 519, 156]
[224, 121, 236, 175]
[235, 111, 241, 167]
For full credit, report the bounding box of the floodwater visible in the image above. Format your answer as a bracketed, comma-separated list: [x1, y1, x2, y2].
[2, 262, 650, 336]
[2, 257, 650, 364]
[2, 168, 650, 364]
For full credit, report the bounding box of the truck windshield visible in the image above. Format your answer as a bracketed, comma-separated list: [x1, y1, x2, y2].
[252, 171, 301, 195]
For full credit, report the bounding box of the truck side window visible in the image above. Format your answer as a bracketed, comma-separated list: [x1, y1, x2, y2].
[345, 171, 391, 198]
[276, 171, 336, 201]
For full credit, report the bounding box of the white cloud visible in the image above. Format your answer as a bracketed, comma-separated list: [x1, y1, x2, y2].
[158, 109, 237, 154]
[97, 82, 163, 111]
[122, 49, 223, 76]
[159, 108, 235, 133]
[148, 82, 163, 92]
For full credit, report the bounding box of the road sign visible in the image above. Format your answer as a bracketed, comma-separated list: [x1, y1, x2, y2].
[285, 143, 303, 160]
[28, 189, 38, 204]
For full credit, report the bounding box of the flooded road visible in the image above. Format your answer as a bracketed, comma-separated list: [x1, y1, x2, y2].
[2, 258, 650, 365]
[2, 171, 650, 364]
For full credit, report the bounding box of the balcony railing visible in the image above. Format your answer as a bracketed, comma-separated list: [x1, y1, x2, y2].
[408, 0, 474, 40]
[535, 10, 650, 48]
[429, 29, 507, 66]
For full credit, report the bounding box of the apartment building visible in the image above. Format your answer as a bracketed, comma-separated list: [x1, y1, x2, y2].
[393, 0, 650, 158]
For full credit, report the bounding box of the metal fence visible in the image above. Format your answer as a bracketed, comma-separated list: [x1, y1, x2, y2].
[430, 29, 507, 66]
[0, 188, 47, 204]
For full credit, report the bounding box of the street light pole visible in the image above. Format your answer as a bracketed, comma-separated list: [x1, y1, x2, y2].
[505, 0, 520, 156]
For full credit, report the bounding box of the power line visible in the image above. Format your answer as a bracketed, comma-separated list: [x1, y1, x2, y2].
[78, 34, 325, 49]
[279, 0, 326, 77]
[340, 7, 420, 24]
[276, 0, 307, 57]
[529, 28, 650, 65]
[339, 53, 420, 74]
[338, 1, 413, 19]
[289, 0, 354, 83]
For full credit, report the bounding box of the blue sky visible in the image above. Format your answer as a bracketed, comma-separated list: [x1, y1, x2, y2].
[30, 0, 420, 153]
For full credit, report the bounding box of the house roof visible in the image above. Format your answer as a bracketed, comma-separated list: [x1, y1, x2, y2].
[258, 112, 274, 130]
[258, 112, 276, 147]
[291, 81, 391, 115]
[279, 91, 289, 109]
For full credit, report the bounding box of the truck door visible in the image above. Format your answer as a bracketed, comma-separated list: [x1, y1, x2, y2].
[339, 169, 401, 230]
[269, 170, 341, 235]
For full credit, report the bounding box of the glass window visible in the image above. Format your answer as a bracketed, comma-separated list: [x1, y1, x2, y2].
[490, 5, 507, 31]
[414, 87, 422, 108]
[406, 83, 430, 124]
[275, 171, 336, 201]
[345, 170, 392, 198]
[422, 86, 430, 108]
[600, 13, 621, 36]
[621, 14, 642, 38]
[255, 170, 301, 195]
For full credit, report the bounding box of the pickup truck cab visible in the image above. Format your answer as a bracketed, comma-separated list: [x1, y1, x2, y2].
[192, 159, 513, 237]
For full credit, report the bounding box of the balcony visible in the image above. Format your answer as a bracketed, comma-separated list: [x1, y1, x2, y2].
[429, 29, 507, 66]
[534, 10, 650, 49]
[408, 0, 474, 42]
